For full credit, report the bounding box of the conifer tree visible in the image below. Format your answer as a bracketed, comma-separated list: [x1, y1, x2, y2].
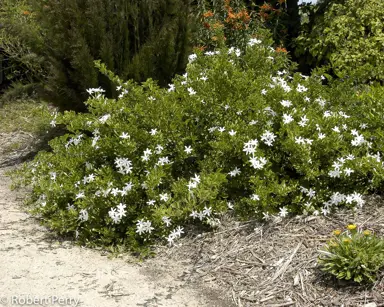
[30, 0, 191, 111]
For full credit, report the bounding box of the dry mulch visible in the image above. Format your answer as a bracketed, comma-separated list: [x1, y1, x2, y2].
[158, 198, 384, 307]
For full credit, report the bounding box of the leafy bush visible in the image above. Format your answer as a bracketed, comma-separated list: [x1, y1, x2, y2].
[295, 0, 384, 84]
[0, 0, 45, 99]
[318, 225, 384, 283]
[12, 35, 384, 252]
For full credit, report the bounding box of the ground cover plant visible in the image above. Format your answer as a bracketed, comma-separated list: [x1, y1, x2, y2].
[318, 224, 384, 283]
[11, 32, 384, 254]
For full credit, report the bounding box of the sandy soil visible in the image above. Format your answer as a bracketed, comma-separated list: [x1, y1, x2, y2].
[0, 165, 232, 307]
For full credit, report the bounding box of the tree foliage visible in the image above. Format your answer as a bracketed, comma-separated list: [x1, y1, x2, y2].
[295, 0, 384, 84]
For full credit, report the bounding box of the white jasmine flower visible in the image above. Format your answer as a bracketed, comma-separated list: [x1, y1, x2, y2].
[248, 38, 262, 46]
[162, 216, 172, 227]
[282, 114, 294, 124]
[323, 111, 332, 118]
[280, 100, 292, 107]
[296, 84, 308, 93]
[187, 87, 196, 96]
[188, 53, 197, 63]
[228, 167, 241, 177]
[249, 120, 258, 125]
[332, 126, 340, 133]
[228, 130, 237, 136]
[147, 199, 156, 206]
[75, 191, 85, 199]
[99, 114, 111, 124]
[184, 146, 193, 154]
[115, 157, 133, 175]
[168, 84, 175, 92]
[79, 209, 89, 222]
[261, 89, 267, 95]
[203, 206, 212, 217]
[360, 123, 368, 129]
[136, 219, 154, 235]
[318, 133, 326, 140]
[344, 168, 354, 176]
[159, 193, 170, 202]
[150, 128, 158, 136]
[261, 130, 276, 146]
[298, 115, 309, 127]
[249, 156, 267, 169]
[351, 134, 365, 146]
[251, 194, 260, 201]
[120, 132, 130, 139]
[279, 207, 288, 217]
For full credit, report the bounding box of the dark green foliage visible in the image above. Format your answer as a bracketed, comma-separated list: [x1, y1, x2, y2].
[13, 0, 192, 111]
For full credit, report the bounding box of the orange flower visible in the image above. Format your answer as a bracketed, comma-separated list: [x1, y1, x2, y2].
[22, 10, 30, 15]
[238, 10, 250, 23]
[203, 11, 214, 18]
[194, 46, 206, 52]
[260, 4, 272, 11]
[275, 46, 288, 53]
[203, 22, 211, 29]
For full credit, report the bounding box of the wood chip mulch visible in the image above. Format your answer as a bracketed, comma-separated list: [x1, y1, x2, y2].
[158, 197, 384, 307]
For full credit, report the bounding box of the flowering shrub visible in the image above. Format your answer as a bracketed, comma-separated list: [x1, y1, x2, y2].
[12, 36, 384, 252]
[318, 225, 384, 283]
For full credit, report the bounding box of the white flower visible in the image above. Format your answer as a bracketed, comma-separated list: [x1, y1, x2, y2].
[248, 38, 262, 46]
[228, 167, 241, 177]
[187, 181, 198, 191]
[120, 132, 130, 139]
[188, 53, 197, 63]
[295, 136, 305, 145]
[282, 113, 294, 124]
[50, 119, 56, 127]
[136, 219, 154, 235]
[155, 144, 164, 154]
[99, 114, 111, 124]
[251, 194, 260, 201]
[323, 111, 332, 118]
[352, 192, 365, 207]
[279, 207, 289, 217]
[184, 146, 193, 154]
[159, 193, 170, 202]
[157, 156, 171, 166]
[87, 87, 105, 96]
[360, 123, 368, 129]
[228, 130, 237, 136]
[162, 216, 172, 227]
[321, 207, 329, 216]
[304, 96, 311, 102]
[307, 188, 316, 199]
[147, 199, 155, 206]
[344, 168, 354, 176]
[218, 127, 225, 133]
[75, 191, 85, 199]
[243, 139, 258, 155]
[249, 120, 258, 125]
[296, 84, 308, 93]
[261, 130, 276, 146]
[351, 134, 365, 146]
[261, 89, 267, 95]
[235, 48, 241, 57]
[227, 202, 234, 210]
[346, 154, 355, 160]
[115, 157, 133, 175]
[328, 169, 341, 178]
[150, 128, 158, 136]
[148, 96, 156, 101]
[298, 115, 309, 127]
[280, 100, 292, 108]
[318, 133, 326, 140]
[187, 87, 196, 96]
[79, 209, 89, 222]
[168, 84, 175, 92]
[332, 126, 340, 133]
[203, 206, 212, 217]
[249, 156, 267, 169]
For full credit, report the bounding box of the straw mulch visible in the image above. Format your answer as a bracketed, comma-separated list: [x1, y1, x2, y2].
[158, 197, 384, 307]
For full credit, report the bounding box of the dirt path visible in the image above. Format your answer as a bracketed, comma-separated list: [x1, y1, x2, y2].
[0, 166, 231, 307]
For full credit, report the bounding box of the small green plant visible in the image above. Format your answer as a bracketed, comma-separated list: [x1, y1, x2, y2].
[318, 224, 384, 283]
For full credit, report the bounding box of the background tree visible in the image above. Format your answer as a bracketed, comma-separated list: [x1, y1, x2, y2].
[3, 0, 192, 111]
[295, 0, 384, 84]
